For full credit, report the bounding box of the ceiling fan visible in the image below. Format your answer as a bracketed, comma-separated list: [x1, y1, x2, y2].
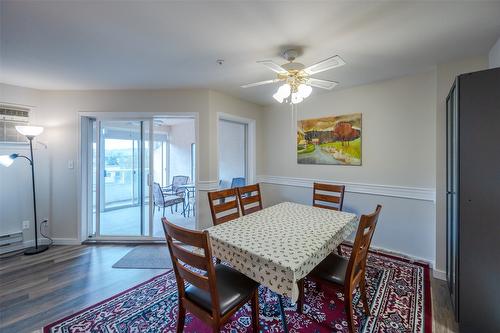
[241, 49, 345, 104]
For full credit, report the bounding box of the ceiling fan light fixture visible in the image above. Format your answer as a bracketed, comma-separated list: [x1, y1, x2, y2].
[278, 83, 291, 98]
[297, 84, 312, 98]
[291, 93, 303, 104]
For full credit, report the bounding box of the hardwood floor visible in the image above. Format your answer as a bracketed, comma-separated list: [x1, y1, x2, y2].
[0, 245, 458, 333]
[0, 245, 165, 333]
[431, 276, 460, 333]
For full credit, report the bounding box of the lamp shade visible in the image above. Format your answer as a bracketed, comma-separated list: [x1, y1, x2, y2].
[0, 154, 18, 167]
[16, 125, 44, 137]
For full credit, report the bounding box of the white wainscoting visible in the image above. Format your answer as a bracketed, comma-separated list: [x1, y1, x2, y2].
[257, 175, 435, 202]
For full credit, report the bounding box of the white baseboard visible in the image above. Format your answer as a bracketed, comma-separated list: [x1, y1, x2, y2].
[0, 238, 81, 254]
[433, 268, 447, 280]
[52, 238, 81, 245]
[342, 240, 434, 268]
[257, 175, 436, 202]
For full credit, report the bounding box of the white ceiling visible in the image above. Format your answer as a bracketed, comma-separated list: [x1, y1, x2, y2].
[1, 1, 499, 105]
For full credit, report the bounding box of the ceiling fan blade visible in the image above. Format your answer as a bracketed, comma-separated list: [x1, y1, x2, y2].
[241, 78, 282, 88]
[307, 78, 338, 90]
[303, 55, 345, 75]
[257, 60, 288, 74]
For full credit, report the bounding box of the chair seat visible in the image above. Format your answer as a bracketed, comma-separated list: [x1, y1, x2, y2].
[185, 264, 258, 316]
[163, 195, 184, 206]
[311, 253, 349, 286]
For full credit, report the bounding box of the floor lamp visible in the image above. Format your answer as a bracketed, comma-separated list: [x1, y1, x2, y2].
[0, 125, 49, 255]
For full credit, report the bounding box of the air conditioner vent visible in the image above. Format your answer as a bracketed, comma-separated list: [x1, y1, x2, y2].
[0, 104, 31, 143]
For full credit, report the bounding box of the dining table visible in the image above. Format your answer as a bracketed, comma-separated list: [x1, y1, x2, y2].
[205, 201, 358, 332]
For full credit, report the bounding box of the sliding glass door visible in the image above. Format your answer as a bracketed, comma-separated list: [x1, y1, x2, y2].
[90, 119, 152, 238]
[84, 115, 197, 240]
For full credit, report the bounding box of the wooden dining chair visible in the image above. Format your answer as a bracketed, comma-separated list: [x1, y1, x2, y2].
[162, 218, 260, 333]
[312, 182, 345, 211]
[298, 205, 382, 333]
[207, 189, 241, 226]
[236, 183, 263, 216]
[313, 182, 346, 255]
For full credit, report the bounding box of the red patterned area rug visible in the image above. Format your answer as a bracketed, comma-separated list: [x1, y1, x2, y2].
[44, 247, 432, 332]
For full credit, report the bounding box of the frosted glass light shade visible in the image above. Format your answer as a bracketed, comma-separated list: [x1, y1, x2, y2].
[298, 84, 313, 98]
[0, 155, 15, 167]
[15, 125, 44, 137]
[277, 84, 291, 98]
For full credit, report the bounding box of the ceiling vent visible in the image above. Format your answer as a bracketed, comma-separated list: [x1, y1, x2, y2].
[0, 104, 31, 144]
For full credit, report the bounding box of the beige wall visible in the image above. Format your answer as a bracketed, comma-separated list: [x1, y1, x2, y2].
[260, 70, 438, 264]
[0, 84, 264, 242]
[434, 56, 488, 275]
[263, 71, 437, 187]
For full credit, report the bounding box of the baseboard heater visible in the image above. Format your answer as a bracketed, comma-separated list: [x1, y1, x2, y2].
[0, 231, 24, 249]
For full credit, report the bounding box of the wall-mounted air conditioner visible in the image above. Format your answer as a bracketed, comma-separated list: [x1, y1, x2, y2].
[0, 104, 30, 143]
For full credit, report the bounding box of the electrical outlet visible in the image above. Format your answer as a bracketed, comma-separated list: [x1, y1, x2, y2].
[22, 220, 30, 229]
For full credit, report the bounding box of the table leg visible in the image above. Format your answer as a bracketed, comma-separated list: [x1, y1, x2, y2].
[277, 294, 289, 333]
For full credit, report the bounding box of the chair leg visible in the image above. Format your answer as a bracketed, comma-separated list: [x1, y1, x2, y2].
[344, 287, 356, 333]
[163, 207, 165, 216]
[171, 205, 173, 214]
[176, 301, 186, 333]
[251, 289, 260, 332]
[297, 278, 305, 314]
[337, 244, 343, 256]
[360, 278, 371, 316]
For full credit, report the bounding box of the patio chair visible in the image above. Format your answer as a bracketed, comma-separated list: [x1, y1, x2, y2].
[153, 182, 185, 216]
[230, 177, 246, 188]
[163, 175, 190, 212]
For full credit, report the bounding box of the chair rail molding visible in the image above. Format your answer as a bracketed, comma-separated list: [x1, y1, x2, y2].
[257, 175, 436, 202]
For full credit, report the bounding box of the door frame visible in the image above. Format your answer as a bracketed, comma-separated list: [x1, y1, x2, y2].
[78, 111, 199, 242]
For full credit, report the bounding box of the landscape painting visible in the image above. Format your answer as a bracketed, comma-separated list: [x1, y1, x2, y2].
[297, 113, 362, 165]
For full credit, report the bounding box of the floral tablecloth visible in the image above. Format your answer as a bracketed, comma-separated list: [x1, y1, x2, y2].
[206, 202, 358, 302]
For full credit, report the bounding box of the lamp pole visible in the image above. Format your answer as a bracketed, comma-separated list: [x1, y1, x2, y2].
[23, 136, 48, 255]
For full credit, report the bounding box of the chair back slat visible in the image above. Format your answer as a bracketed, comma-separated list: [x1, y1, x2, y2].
[177, 263, 211, 291]
[164, 222, 207, 248]
[208, 189, 240, 226]
[314, 193, 341, 204]
[237, 184, 263, 216]
[213, 200, 239, 214]
[170, 242, 208, 270]
[313, 182, 345, 211]
[345, 205, 382, 289]
[240, 195, 260, 205]
[241, 206, 261, 215]
[216, 212, 241, 225]
[208, 188, 237, 200]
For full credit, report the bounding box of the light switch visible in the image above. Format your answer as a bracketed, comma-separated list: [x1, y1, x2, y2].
[68, 160, 74, 169]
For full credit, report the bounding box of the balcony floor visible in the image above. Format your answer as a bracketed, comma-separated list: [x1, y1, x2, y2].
[99, 204, 195, 237]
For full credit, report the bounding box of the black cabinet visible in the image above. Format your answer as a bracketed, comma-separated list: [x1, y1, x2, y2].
[446, 67, 500, 333]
